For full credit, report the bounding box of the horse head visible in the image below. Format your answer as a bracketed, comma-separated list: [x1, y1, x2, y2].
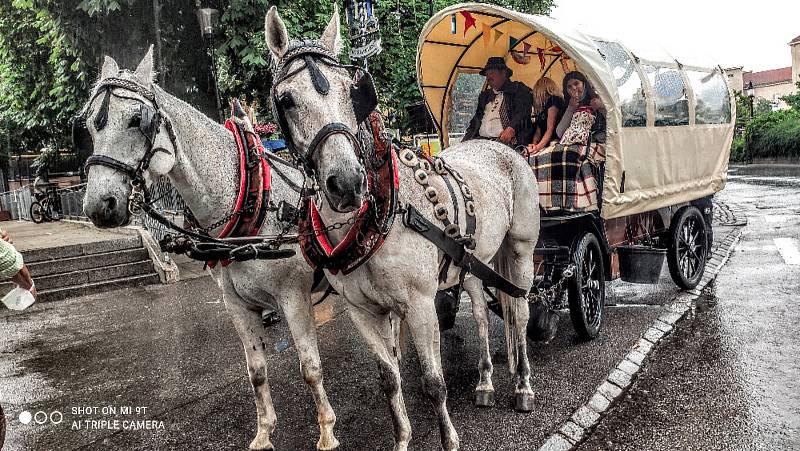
[78, 46, 177, 227]
[266, 6, 376, 213]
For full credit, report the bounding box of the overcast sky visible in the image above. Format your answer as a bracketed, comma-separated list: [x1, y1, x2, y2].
[550, 0, 799, 72]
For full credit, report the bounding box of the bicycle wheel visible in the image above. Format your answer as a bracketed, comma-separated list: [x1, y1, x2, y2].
[30, 202, 45, 224]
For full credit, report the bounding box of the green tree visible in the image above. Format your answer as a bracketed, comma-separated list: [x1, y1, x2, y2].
[781, 81, 800, 111]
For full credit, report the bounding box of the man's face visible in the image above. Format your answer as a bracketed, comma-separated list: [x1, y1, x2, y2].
[485, 68, 507, 91]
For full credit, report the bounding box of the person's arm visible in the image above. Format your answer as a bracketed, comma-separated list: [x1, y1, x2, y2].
[0, 239, 35, 296]
[532, 105, 560, 151]
[501, 84, 532, 143]
[11, 265, 35, 295]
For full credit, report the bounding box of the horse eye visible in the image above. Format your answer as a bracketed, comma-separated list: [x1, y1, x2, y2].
[128, 114, 141, 129]
[279, 93, 295, 109]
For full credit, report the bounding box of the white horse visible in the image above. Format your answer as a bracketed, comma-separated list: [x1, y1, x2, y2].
[80, 48, 339, 450]
[266, 7, 540, 450]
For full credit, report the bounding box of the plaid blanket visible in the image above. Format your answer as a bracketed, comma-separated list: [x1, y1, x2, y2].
[531, 143, 599, 212]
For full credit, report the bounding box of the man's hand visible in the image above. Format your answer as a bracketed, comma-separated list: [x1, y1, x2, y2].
[525, 143, 542, 156]
[1, 229, 12, 244]
[499, 126, 515, 144]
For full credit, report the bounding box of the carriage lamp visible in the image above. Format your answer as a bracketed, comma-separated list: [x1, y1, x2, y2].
[196, 7, 224, 123]
[746, 81, 755, 120]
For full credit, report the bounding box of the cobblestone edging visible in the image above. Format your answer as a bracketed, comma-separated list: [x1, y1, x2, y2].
[538, 206, 746, 451]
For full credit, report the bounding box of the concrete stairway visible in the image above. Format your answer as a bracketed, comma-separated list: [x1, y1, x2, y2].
[1, 235, 160, 303]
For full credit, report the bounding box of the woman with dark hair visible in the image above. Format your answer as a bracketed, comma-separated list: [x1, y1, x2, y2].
[556, 71, 605, 142]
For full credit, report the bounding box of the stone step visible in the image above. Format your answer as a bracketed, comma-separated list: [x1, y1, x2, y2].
[22, 235, 143, 263]
[27, 248, 150, 278]
[1, 260, 155, 292]
[36, 273, 161, 303]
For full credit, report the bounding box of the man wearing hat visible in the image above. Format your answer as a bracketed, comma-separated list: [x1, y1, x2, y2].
[463, 57, 533, 147]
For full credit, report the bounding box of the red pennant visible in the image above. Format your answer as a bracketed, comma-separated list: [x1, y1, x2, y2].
[537, 47, 545, 70]
[460, 11, 476, 36]
[523, 42, 531, 55]
[550, 46, 562, 52]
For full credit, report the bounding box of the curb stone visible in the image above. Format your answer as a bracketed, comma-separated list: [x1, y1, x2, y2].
[537, 209, 745, 450]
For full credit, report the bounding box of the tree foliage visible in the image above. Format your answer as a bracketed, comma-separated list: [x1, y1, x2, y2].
[781, 81, 800, 111]
[0, 0, 555, 165]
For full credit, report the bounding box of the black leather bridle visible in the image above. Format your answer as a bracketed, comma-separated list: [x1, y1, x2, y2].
[73, 75, 178, 215]
[270, 43, 378, 177]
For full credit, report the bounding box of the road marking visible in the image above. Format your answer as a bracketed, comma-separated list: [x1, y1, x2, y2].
[774, 238, 800, 265]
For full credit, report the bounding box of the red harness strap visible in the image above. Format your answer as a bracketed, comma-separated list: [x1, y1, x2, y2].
[298, 112, 399, 275]
[207, 117, 272, 267]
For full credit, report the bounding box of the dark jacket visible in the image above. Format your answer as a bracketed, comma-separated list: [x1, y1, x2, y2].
[463, 79, 533, 145]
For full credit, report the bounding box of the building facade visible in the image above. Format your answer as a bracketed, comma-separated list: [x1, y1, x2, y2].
[725, 34, 800, 110]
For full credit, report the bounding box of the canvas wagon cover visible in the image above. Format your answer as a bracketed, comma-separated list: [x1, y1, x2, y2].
[416, 3, 734, 219]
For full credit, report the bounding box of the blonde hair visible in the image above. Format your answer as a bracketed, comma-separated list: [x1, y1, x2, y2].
[532, 77, 560, 113]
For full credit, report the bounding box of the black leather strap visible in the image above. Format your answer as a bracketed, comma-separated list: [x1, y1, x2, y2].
[403, 205, 527, 298]
[85, 155, 137, 178]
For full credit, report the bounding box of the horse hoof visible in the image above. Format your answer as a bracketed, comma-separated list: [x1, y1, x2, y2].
[514, 392, 534, 413]
[250, 435, 275, 451]
[317, 436, 340, 450]
[474, 390, 495, 407]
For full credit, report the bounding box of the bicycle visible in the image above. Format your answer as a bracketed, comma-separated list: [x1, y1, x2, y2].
[29, 189, 61, 224]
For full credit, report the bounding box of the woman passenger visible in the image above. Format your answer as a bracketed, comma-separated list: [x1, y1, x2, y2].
[526, 77, 564, 156]
[556, 71, 605, 143]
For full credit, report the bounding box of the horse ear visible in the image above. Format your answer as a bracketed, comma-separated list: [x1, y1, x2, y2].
[319, 4, 342, 56]
[265, 6, 289, 61]
[100, 56, 119, 80]
[134, 45, 156, 85]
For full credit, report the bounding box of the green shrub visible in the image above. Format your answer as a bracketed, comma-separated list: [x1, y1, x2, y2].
[730, 136, 747, 162]
[743, 109, 800, 160]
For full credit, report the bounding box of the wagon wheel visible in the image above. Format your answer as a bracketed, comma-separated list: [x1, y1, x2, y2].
[567, 232, 606, 340]
[29, 202, 45, 224]
[667, 206, 708, 290]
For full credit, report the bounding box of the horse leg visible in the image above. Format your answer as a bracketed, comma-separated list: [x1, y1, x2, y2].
[406, 297, 460, 450]
[462, 277, 495, 407]
[281, 295, 340, 450]
[499, 238, 536, 413]
[349, 307, 411, 451]
[224, 293, 278, 451]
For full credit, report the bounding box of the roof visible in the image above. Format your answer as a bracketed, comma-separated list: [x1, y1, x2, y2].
[743, 67, 792, 87]
[790, 34, 800, 45]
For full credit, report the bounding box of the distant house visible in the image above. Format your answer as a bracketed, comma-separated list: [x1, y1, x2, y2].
[725, 34, 800, 110]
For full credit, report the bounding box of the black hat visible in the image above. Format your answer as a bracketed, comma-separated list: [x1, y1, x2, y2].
[480, 57, 513, 77]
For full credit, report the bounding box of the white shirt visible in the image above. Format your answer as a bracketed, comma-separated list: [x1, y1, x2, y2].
[479, 91, 504, 138]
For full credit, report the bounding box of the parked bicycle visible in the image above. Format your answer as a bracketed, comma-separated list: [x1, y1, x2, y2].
[30, 187, 61, 224]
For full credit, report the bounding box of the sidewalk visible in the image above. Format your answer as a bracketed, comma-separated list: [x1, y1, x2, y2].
[0, 220, 131, 252]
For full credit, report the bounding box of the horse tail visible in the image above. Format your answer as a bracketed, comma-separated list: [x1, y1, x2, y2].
[495, 150, 539, 373]
[494, 242, 526, 373]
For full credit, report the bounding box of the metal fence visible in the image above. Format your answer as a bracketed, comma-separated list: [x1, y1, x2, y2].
[0, 178, 186, 242]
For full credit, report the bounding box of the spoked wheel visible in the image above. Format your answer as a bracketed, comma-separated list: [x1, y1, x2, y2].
[667, 206, 708, 290]
[568, 232, 606, 340]
[29, 202, 45, 224]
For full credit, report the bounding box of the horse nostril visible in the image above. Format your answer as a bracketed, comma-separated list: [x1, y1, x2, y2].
[325, 175, 341, 196]
[103, 196, 117, 211]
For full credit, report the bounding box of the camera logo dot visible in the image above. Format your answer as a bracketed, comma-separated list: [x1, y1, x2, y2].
[19, 411, 32, 425]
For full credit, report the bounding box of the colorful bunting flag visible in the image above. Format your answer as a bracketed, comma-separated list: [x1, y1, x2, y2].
[493, 29, 504, 43]
[560, 57, 570, 73]
[481, 22, 492, 48]
[511, 51, 531, 65]
[460, 11, 476, 36]
[550, 46, 562, 52]
[537, 47, 545, 70]
[523, 42, 531, 55]
[509, 37, 518, 50]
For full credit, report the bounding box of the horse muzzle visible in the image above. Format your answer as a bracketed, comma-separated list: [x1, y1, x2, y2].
[84, 192, 131, 228]
[324, 169, 367, 213]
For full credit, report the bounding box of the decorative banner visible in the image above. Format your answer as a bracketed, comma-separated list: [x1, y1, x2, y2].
[493, 29, 505, 43]
[509, 36, 518, 50]
[537, 47, 545, 70]
[523, 42, 531, 55]
[451, 14, 457, 34]
[460, 11, 476, 36]
[481, 22, 492, 48]
[560, 57, 570, 73]
[511, 50, 531, 65]
[550, 45, 562, 52]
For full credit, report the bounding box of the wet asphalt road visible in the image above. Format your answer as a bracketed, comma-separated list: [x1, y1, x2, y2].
[0, 166, 789, 451]
[581, 165, 800, 451]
